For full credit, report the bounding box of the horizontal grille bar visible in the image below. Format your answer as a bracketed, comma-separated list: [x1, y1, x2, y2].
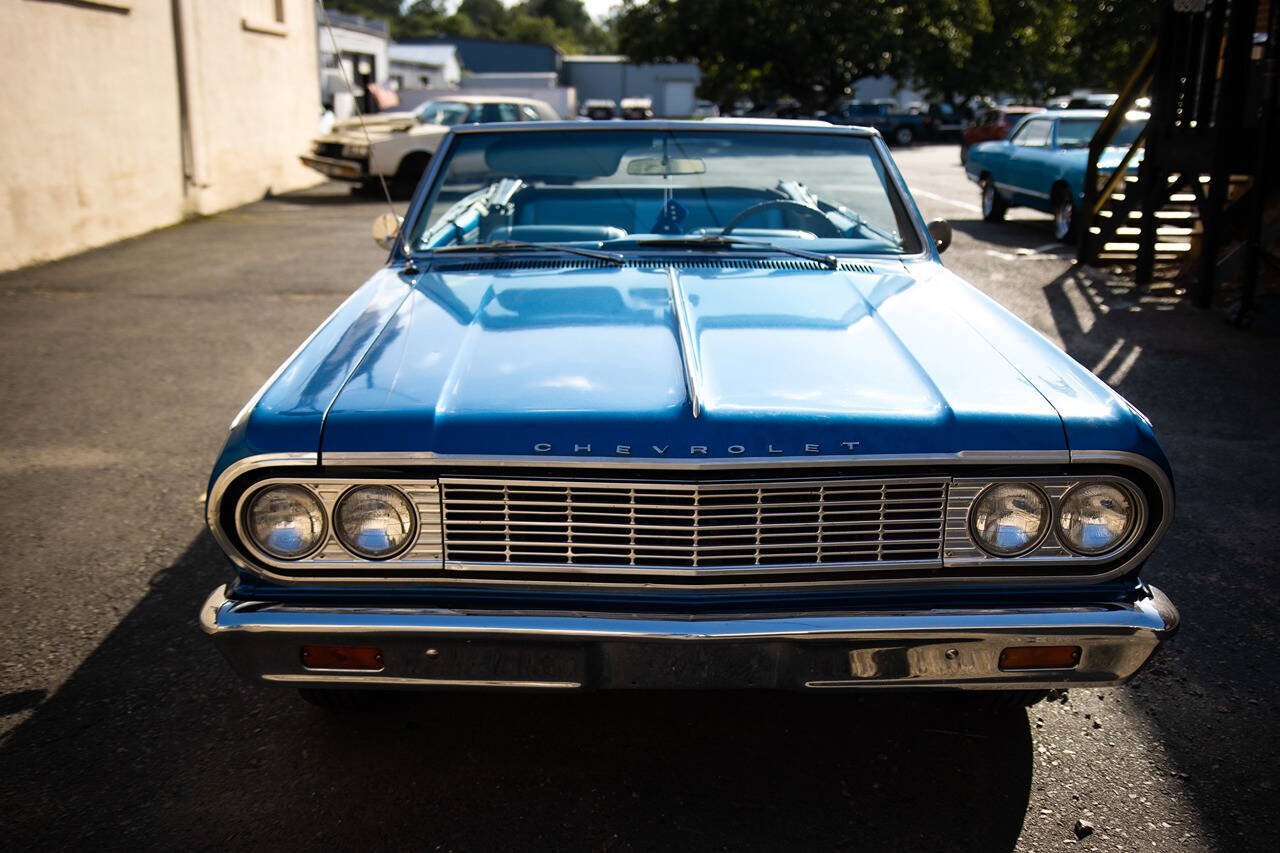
[440, 477, 947, 577]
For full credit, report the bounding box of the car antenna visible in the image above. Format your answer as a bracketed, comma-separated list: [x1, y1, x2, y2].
[317, 0, 419, 275]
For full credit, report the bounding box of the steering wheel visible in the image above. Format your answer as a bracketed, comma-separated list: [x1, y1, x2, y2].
[721, 200, 843, 238]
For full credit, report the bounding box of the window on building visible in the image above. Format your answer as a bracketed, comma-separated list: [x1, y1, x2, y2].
[242, 0, 286, 35]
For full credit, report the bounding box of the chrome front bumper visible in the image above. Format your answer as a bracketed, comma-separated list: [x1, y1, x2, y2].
[200, 585, 1178, 692]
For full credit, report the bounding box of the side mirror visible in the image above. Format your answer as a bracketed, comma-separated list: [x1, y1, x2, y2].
[926, 218, 952, 254]
[372, 212, 403, 251]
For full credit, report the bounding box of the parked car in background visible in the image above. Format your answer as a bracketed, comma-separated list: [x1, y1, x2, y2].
[743, 99, 808, 120]
[620, 97, 654, 120]
[1046, 92, 1119, 110]
[583, 99, 618, 120]
[960, 105, 1045, 164]
[924, 102, 974, 141]
[202, 119, 1178, 713]
[1067, 93, 1119, 110]
[691, 100, 720, 119]
[302, 95, 558, 195]
[832, 100, 929, 145]
[965, 109, 1147, 241]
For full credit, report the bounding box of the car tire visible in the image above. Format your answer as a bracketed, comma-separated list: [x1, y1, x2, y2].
[391, 153, 432, 199]
[353, 178, 384, 198]
[894, 126, 915, 146]
[959, 144, 968, 165]
[980, 176, 1007, 222]
[1052, 188, 1077, 243]
[297, 688, 388, 713]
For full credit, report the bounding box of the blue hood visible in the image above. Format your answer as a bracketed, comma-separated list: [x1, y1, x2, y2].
[313, 262, 1075, 460]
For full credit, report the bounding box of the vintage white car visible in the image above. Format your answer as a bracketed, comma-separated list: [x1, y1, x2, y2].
[301, 94, 559, 194]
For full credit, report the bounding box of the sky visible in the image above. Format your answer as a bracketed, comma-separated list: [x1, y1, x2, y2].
[577, 0, 622, 20]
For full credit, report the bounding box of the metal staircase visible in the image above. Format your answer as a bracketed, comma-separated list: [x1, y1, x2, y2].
[1077, 0, 1278, 324]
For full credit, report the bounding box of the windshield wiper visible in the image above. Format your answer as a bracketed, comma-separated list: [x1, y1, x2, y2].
[630, 236, 840, 269]
[430, 241, 624, 265]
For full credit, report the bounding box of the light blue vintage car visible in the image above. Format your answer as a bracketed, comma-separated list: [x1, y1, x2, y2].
[201, 120, 1177, 711]
[964, 109, 1147, 242]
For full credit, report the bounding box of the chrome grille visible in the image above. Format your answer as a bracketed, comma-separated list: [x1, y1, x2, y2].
[440, 477, 948, 576]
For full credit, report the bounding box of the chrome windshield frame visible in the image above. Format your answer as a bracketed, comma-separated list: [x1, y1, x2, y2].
[390, 121, 937, 267]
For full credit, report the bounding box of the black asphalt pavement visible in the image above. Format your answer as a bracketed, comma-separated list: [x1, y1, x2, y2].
[1, 146, 1277, 851]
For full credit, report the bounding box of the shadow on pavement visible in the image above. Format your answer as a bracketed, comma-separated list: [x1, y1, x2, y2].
[951, 217, 1061, 251]
[262, 183, 390, 207]
[0, 530, 1033, 851]
[1041, 266, 1280, 850]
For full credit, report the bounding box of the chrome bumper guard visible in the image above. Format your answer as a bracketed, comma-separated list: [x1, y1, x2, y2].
[200, 585, 1178, 691]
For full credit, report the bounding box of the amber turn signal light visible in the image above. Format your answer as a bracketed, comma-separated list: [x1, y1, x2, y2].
[300, 645, 384, 671]
[998, 645, 1081, 671]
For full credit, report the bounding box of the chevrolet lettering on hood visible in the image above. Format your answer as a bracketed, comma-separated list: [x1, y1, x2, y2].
[202, 120, 1178, 714]
[532, 441, 861, 456]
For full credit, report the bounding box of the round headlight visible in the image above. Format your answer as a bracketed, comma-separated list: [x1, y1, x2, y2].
[1057, 482, 1135, 555]
[334, 486, 417, 560]
[970, 483, 1050, 557]
[246, 485, 327, 560]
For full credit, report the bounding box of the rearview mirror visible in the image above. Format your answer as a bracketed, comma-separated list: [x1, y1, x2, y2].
[626, 156, 706, 176]
[372, 212, 403, 251]
[926, 218, 952, 254]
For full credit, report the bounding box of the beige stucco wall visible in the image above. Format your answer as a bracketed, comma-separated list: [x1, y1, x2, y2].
[0, 0, 323, 273]
[0, 1, 186, 272]
[181, 0, 323, 215]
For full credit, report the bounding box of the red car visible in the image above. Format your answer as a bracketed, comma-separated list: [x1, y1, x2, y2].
[960, 105, 1044, 164]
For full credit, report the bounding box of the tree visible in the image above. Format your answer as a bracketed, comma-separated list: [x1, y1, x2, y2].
[902, 0, 1076, 105]
[457, 0, 509, 35]
[617, 0, 913, 112]
[619, 0, 1163, 111]
[1058, 0, 1163, 91]
[515, 0, 616, 53]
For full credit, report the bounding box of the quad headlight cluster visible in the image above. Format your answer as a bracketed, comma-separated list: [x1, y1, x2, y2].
[969, 480, 1137, 558]
[244, 484, 417, 561]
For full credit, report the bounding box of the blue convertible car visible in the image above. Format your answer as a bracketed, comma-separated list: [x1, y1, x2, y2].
[201, 120, 1177, 710]
[964, 109, 1146, 242]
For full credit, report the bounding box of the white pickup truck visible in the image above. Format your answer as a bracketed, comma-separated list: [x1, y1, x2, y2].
[301, 95, 559, 195]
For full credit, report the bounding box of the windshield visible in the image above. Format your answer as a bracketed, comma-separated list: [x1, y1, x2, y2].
[1056, 118, 1145, 148]
[415, 101, 473, 126]
[408, 129, 922, 255]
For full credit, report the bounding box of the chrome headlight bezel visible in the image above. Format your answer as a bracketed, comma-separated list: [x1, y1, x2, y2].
[333, 484, 419, 560]
[951, 475, 1149, 564]
[341, 142, 369, 159]
[1055, 481, 1139, 556]
[230, 476, 442, 575]
[242, 483, 328, 561]
[967, 482, 1052, 557]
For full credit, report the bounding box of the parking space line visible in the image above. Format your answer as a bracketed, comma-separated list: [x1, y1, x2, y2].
[911, 188, 982, 214]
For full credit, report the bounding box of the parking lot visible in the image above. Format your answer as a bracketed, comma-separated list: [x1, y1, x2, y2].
[1, 142, 1277, 851]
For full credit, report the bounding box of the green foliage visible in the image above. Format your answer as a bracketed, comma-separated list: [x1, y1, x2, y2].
[616, 0, 1165, 109]
[1058, 0, 1163, 90]
[616, 0, 912, 111]
[326, 0, 615, 53]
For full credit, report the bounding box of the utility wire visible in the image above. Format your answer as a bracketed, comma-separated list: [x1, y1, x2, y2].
[316, 0, 417, 269]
